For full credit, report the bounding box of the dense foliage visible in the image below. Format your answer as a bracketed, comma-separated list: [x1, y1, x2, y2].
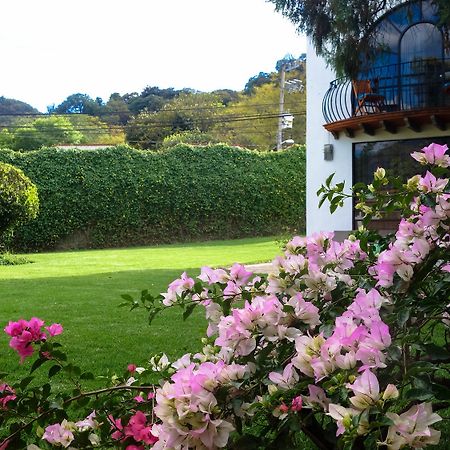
[0, 143, 449, 450]
[0, 162, 39, 247]
[267, 0, 450, 76]
[1, 60, 305, 151]
[0, 144, 306, 251]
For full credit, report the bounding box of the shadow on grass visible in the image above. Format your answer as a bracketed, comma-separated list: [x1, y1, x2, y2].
[0, 267, 206, 385]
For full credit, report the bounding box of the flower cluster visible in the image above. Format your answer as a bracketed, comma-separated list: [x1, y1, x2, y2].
[110, 411, 158, 449]
[153, 360, 249, 450]
[4, 318, 63, 362]
[42, 412, 99, 448]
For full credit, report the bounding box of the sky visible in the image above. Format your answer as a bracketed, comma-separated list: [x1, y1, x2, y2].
[1, 0, 306, 112]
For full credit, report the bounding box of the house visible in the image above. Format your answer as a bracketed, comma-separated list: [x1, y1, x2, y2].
[306, 0, 450, 235]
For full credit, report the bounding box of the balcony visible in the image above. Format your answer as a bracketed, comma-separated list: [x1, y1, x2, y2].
[322, 58, 450, 138]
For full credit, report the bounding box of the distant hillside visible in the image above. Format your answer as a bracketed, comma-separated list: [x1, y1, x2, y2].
[0, 96, 39, 126]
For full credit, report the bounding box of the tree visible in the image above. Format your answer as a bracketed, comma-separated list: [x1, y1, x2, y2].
[126, 92, 226, 149]
[244, 72, 273, 95]
[66, 115, 125, 145]
[210, 67, 306, 150]
[12, 116, 83, 151]
[54, 93, 103, 115]
[267, 0, 450, 76]
[102, 93, 132, 126]
[0, 162, 39, 247]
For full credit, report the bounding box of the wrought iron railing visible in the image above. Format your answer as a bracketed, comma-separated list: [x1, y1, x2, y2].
[322, 58, 450, 123]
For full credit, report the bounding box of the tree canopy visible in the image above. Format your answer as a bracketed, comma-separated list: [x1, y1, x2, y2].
[267, 0, 450, 76]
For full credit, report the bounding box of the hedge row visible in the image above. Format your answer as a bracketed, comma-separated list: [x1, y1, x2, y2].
[0, 144, 306, 251]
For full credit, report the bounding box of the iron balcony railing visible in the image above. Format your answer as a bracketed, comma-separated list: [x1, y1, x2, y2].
[322, 58, 450, 123]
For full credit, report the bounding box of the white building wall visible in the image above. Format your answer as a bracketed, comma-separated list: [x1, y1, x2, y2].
[306, 41, 353, 235]
[306, 39, 450, 235]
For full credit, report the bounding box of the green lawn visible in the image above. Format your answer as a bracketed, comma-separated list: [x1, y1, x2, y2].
[0, 236, 281, 382]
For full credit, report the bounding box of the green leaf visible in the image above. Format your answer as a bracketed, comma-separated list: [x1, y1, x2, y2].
[431, 383, 450, 401]
[318, 194, 327, 209]
[19, 376, 34, 390]
[283, 305, 295, 314]
[405, 388, 433, 401]
[325, 173, 335, 187]
[335, 182, 345, 192]
[423, 344, 450, 361]
[120, 294, 134, 302]
[51, 350, 67, 361]
[183, 303, 196, 321]
[48, 364, 62, 378]
[397, 308, 410, 327]
[30, 357, 46, 373]
[80, 371, 95, 380]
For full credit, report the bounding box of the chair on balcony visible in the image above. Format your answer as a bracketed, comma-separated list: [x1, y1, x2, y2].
[352, 79, 386, 115]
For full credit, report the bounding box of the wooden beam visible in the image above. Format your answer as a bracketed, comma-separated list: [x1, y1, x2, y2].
[344, 128, 354, 138]
[404, 117, 421, 132]
[330, 130, 340, 140]
[382, 120, 397, 134]
[361, 123, 375, 136]
[431, 114, 447, 131]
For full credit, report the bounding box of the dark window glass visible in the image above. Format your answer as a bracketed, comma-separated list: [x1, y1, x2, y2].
[354, 137, 450, 184]
[353, 137, 450, 231]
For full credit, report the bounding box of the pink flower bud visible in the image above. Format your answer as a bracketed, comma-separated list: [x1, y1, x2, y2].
[291, 396, 303, 412]
[279, 402, 289, 414]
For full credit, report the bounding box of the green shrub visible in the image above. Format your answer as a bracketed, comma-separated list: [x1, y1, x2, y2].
[0, 161, 39, 246]
[0, 144, 305, 250]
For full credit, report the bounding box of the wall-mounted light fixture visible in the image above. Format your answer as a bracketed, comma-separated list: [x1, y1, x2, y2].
[324, 144, 334, 161]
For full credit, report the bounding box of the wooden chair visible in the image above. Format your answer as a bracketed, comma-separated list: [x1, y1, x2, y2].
[352, 79, 386, 115]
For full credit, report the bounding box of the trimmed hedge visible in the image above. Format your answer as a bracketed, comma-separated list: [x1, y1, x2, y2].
[0, 144, 306, 251]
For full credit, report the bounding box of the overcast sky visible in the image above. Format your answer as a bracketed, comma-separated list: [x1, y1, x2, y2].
[1, 0, 306, 112]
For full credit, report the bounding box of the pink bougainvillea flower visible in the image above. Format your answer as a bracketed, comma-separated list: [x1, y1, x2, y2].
[411, 143, 450, 167]
[347, 370, 380, 410]
[0, 384, 16, 409]
[304, 385, 330, 411]
[75, 411, 97, 431]
[291, 396, 303, 412]
[229, 263, 253, 286]
[268, 363, 299, 390]
[42, 420, 75, 448]
[418, 171, 448, 194]
[45, 323, 63, 337]
[109, 415, 124, 441]
[124, 411, 158, 445]
[161, 271, 195, 306]
[4, 318, 63, 363]
[198, 266, 228, 284]
[327, 404, 360, 436]
[385, 403, 442, 449]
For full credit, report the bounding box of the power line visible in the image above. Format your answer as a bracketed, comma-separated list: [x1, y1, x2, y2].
[0, 101, 306, 117]
[1, 111, 306, 134]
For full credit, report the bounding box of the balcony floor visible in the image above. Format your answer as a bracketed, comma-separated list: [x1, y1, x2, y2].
[323, 107, 450, 139]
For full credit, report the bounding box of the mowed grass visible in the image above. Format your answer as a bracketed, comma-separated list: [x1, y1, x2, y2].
[0, 236, 281, 382]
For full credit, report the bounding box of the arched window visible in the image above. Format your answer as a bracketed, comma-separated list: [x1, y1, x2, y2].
[400, 22, 443, 63]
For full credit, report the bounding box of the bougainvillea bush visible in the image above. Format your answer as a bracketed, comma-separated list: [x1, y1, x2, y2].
[1, 143, 449, 449]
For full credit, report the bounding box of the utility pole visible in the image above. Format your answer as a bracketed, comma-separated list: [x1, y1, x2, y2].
[276, 65, 286, 151]
[275, 58, 303, 151]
